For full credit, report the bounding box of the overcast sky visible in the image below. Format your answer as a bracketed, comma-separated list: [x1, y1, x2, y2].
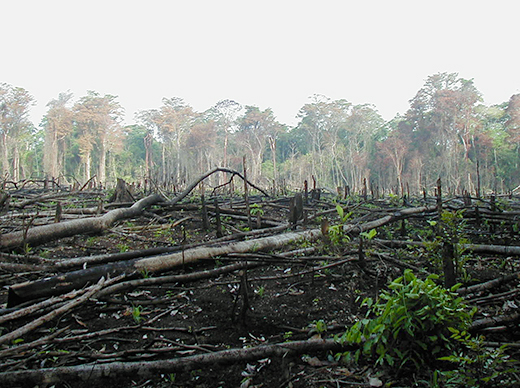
[2, 0, 519, 127]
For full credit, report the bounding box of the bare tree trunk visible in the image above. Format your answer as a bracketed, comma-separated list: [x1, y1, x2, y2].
[84, 152, 91, 182]
[12, 144, 19, 182]
[98, 137, 106, 185]
[0, 133, 8, 177]
[268, 136, 277, 194]
[144, 132, 153, 179]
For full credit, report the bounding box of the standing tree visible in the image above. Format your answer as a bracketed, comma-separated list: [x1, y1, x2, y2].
[377, 130, 409, 194]
[206, 99, 242, 168]
[236, 106, 277, 183]
[295, 96, 383, 190]
[343, 103, 384, 190]
[266, 121, 286, 194]
[185, 120, 218, 179]
[135, 109, 161, 181]
[403, 73, 482, 191]
[0, 83, 35, 181]
[154, 97, 195, 185]
[295, 94, 332, 184]
[43, 92, 74, 180]
[505, 94, 520, 141]
[73, 91, 124, 185]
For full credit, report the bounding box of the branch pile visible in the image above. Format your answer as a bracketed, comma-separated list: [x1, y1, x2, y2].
[0, 173, 519, 386]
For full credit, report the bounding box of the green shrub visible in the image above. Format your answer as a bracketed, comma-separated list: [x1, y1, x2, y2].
[338, 270, 475, 370]
[437, 328, 518, 387]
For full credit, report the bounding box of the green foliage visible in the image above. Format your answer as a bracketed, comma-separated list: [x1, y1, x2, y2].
[388, 193, 400, 206]
[249, 203, 264, 217]
[283, 331, 293, 341]
[328, 224, 350, 246]
[437, 328, 517, 387]
[432, 210, 473, 281]
[86, 236, 98, 247]
[360, 228, 377, 240]
[328, 204, 352, 247]
[117, 243, 130, 253]
[338, 270, 475, 370]
[311, 319, 328, 335]
[335, 204, 352, 223]
[163, 373, 176, 384]
[295, 237, 312, 248]
[255, 285, 265, 297]
[132, 305, 144, 324]
[39, 249, 50, 259]
[438, 209, 468, 244]
[23, 243, 32, 255]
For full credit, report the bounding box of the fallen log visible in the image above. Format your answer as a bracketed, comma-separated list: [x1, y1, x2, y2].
[0, 194, 163, 250]
[457, 272, 520, 296]
[7, 228, 322, 306]
[0, 338, 357, 386]
[7, 205, 437, 306]
[94, 261, 260, 300]
[374, 238, 520, 257]
[53, 223, 292, 270]
[0, 275, 123, 345]
[470, 311, 520, 332]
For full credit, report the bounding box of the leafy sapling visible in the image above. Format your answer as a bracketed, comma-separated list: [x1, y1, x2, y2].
[338, 270, 475, 370]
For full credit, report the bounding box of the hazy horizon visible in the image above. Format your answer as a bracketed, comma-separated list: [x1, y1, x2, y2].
[3, 0, 519, 128]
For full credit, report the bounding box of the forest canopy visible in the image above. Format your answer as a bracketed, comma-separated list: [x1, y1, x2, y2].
[1, 72, 519, 194]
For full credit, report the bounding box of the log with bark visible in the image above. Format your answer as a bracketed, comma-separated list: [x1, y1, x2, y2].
[7, 204, 437, 306]
[0, 194, 163, 250]
[0, 338, 358, 386]
[0, 167, 267, 251]
[0, 275, 124, 345]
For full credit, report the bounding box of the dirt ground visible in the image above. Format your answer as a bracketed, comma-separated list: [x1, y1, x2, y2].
[1, 192, 519, 387]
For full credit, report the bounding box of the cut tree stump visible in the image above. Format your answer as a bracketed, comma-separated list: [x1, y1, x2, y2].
[109, 178, 135, 203]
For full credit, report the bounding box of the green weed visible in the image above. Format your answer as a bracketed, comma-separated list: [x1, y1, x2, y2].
[117, 243, 130, 253]
[338, 270, 475, 370]
[132, 305, 144, 324]
[255, 285, 266, 297]
[437, 328, 517, 387]
[249, 203, 264, 217]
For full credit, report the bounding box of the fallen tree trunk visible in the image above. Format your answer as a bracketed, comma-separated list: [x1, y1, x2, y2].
[0, 338, 357, 386]
[0, 276, 123, 345]
[374, 238, 520, 257]
[2, 166, 262, 251]
[7, 204, 437, 306]
[470, 311, 520, 332]
[458, 272, 520, 296]
[0, 194, 163, 250]
[7, 228, 322, 306]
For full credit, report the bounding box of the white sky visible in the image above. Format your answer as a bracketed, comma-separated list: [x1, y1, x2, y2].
[2, 0, 519, 127]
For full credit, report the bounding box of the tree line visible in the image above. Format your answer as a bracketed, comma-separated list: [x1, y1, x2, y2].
[1, 72, 519, 195]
